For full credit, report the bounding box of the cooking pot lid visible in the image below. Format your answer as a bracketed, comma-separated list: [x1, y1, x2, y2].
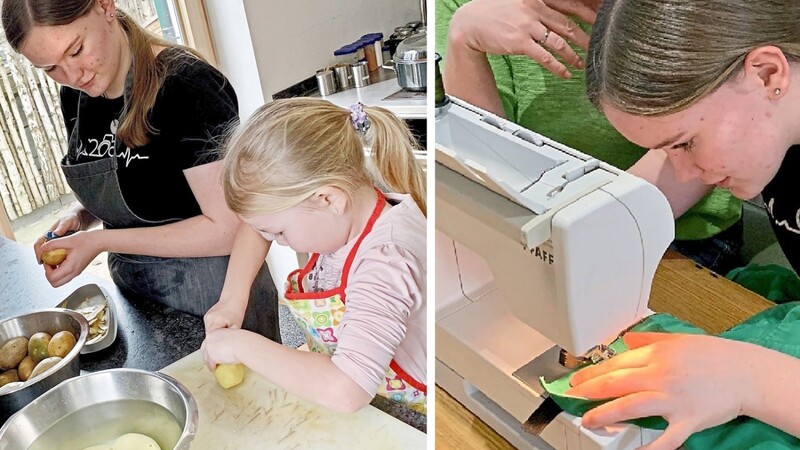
[394, 32, 427, 63]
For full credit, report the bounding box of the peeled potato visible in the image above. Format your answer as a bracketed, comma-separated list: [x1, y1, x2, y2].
[81, 446, 112, 450]
[214, 363, 245, 389]
[48, 331, 77, 358]
[42, 248, 68, 266]
[112, 433, 161, 450]
[28, 356, 62, 380]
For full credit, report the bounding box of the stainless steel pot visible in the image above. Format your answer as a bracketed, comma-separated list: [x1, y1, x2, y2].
[0, 309, 88, 424]
[386, 32, 427, 91]
[0, 368, 198, 450]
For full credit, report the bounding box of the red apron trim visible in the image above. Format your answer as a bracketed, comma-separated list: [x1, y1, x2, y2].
[283, 188, 386, 303]
[285, 286, 345, 300]
[339, 188, 386, 290]
[389, 360, 427, 394]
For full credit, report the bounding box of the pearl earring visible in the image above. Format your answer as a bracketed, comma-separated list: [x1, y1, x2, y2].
[110, 13, 115, 18]
[774, 88, 782, 96]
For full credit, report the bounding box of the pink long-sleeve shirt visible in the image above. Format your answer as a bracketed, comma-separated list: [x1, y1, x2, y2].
[303, 193, 427, 396]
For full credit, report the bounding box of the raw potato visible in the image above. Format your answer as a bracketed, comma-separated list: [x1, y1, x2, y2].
[28, 332, 52, 363]
[41, 248, 68, 266]
[48, 331, 77, 358]
[214, 363, 245, 388]
[112, 433, 161, 450]
[17, 356, 35, 381]
[0, 369, 19, 387]
[0, 336, 28, 370]
[28, 356, 62, 380]
[81, 446, 112, 450]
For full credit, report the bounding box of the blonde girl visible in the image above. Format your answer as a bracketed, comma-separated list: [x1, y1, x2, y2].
[202, 99, 427, 414]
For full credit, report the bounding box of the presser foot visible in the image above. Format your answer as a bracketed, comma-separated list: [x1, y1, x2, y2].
[558, 344, 616, 370]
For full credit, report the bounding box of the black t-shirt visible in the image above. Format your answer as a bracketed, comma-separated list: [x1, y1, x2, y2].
[761, 145, 800, 273]
[60, 48, 238, 223]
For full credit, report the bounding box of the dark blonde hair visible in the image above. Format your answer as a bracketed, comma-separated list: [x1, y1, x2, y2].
[586, 0, 800, 115]
[2, 0, 207, 147]
[224, 98, 426, 217]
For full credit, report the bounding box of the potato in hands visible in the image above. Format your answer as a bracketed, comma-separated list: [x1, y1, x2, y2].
[41, 248, 68, 266]
[41, 230, 73, 266]
[214, 363, 245, 388]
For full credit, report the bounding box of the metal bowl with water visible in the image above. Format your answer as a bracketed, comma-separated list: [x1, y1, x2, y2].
[0, 309, 89, 424]
[0, 368, 198, 450]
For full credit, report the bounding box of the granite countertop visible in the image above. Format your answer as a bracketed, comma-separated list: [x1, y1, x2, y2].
[0, 237, 426, 432]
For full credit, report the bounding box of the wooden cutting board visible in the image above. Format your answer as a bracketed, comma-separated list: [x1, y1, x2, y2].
[160, 351, 426, 449]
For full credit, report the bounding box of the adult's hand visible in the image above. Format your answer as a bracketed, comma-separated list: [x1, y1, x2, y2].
[449, 0, 596, 79]
[204, 295, 247, 333]
[33, 213, 81, 264]
[38, 229, 103, 287]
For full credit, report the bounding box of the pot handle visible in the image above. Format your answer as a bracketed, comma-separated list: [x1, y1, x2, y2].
[381, 60, 396, 71]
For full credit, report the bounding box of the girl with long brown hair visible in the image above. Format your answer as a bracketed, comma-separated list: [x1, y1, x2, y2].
[2, 0, 280, 341]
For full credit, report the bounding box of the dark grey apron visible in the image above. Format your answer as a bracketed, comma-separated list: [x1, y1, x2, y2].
[60, 91, 280, 342]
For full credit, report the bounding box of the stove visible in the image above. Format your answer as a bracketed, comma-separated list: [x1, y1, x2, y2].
[382, 89, 427, 101]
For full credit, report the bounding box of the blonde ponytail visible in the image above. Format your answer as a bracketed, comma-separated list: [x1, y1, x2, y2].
[224, 98, 426, 217]
[362, 106, 427, 216]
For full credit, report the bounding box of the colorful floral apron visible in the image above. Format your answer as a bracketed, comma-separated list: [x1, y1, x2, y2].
[283, 191, 427, 414]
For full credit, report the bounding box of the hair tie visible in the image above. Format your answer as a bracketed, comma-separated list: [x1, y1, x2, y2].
[349, 102, 371, 135]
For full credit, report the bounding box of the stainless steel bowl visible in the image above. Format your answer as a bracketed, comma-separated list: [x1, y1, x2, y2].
[55, 284, 118, 354]
[0, 369, 198, 450]
[0, 309, 88, 424]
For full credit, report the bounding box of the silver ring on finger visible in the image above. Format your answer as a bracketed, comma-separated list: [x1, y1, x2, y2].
[534, 28, 551, 45]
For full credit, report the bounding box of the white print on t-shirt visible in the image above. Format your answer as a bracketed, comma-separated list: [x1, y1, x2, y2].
[766, 197, 800, 235]
[76, 130, 149, 168]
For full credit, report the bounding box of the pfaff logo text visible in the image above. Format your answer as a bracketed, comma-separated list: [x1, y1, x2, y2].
[530, 246, 554, 265]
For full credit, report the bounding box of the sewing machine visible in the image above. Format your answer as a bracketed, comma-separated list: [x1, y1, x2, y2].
[435, 97, 673, 449]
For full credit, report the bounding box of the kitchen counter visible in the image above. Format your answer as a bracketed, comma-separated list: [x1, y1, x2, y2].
[161, 351, 425, 449]
[436, 251, 775, 448]
[317, 69, 426, 119]
[0, 236, 426, 435]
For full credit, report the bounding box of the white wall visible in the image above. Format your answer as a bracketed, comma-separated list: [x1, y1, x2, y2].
[204, 0, 264, 120]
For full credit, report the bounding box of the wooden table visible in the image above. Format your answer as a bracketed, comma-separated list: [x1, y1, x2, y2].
[435, 251, 775, 449]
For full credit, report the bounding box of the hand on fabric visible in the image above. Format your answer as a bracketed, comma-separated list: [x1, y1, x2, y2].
[566, 333, 754, 450]
[201, 327, 247, 370]
[38, 229, 103, 287]
[204, 296, 247, 333]
[448, 0, 595, 78]
[33, 213, 82, 264]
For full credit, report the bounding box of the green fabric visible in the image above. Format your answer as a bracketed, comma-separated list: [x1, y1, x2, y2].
[727, 264, 800, 304]
[435, 0, 743, 240]
[539, 304, 800, 449]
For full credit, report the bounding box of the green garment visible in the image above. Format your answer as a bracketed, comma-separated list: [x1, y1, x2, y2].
[541, 305, 800, 449]
[727, 264, 800, 304]
[435, 0, 742, 240]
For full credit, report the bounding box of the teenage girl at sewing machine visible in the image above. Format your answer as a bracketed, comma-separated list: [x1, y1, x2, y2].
[201, 99, 427, 414]
[563, 0, 800, 449]
[436, 0, 744, 275]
